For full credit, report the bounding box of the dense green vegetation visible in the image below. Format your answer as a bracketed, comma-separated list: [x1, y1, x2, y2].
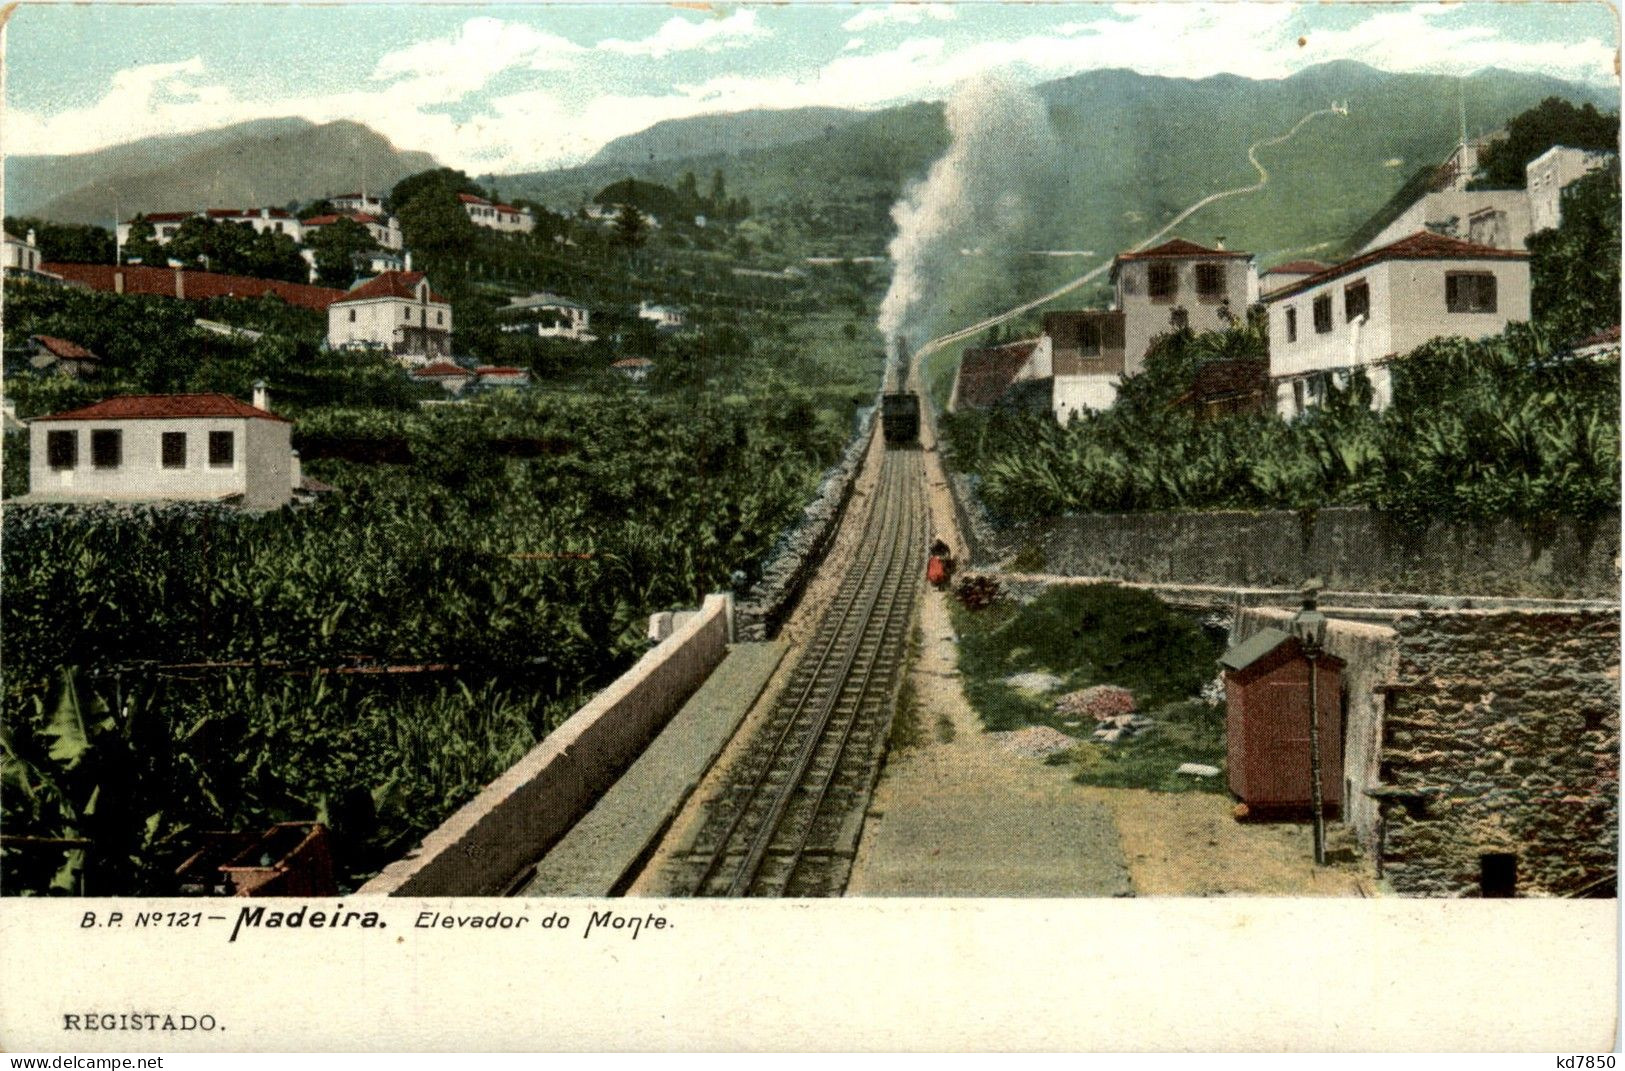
[2, 389, 851, 894]
[944, 166, 1622, 526]
[1472, 97, 1620, 190]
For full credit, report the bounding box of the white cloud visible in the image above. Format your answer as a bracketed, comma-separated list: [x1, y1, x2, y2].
[9, 3, 1616, 176]
[372, 17, 583, 103]
[842, 4, 957, 33]
[598, 11, 767, 59]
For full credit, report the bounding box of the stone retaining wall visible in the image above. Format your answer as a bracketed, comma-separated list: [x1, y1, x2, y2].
[735, 406, 878, 641]
[358, 593, 733, 896]
[1234, 604, 1619, 897]
[955, 497, 1619, 601]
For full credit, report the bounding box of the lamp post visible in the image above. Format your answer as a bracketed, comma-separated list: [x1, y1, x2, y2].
[1290, 579, 1329, 866]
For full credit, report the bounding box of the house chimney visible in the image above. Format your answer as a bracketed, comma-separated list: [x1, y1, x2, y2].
[1214, 236, 1227, 250]
[253, 379, 270, 412]
[261, 207, 270, 219]
[25, 229, 36, 247]
[404, 251, 413, 272]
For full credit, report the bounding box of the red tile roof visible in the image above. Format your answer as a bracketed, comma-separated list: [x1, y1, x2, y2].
[35, 393, 289, 423]
[1574, 325, 1621, 349]
[954, 340, 1038, 409]
[1264, 231, 1529, 302]
[134, 212, 194, 224]
[1262, 260, 1330, 276]
[339, 271, 448, 304]
[41, 263, 346, 312]
[31, 335, 98, 361]
[1116, 238, 1251, 263]
[302, 212, 383, 227]
[412, 361, 472, 378]
[458, 193, 492, 205]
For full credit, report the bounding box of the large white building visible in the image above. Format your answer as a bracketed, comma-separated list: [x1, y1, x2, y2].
[330, 192, 386, 215]
[1263, 231, 1531, 417]
[118, 208, 305, 248]
[458, 193, 535, 234]
[326, 271, 453, 364]
[24, 387, 300, 509]
[1526, 145, 1615, 234]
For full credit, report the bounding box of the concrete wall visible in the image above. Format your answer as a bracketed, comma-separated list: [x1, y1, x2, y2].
[1386, 258, 1531, 356]
[1052, 375, 1119, 422]
[989, 507, 1618, 601]
[358, 593, 733, 896]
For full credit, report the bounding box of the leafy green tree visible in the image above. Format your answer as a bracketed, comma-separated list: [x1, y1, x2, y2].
[1529, 161, 1621, 344]
[388, 168, 486, 214]
[1473, 97, 1620, 189]
[120, 217, 164, 266]
[614, 204, 649, 251]
[4, 217, 116, 264]
[308, 217, 378, 289]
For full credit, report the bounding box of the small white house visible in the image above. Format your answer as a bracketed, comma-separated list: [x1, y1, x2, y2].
[24, 386, 299, 509]
[458, 193, 535, 234]
[1526, 145, 1615, 234]
[1263, 231, 1531, 417]
[409, 361, 476, 395]
[612, 357, 652, 382]
[637, 301, 685, 331]
[3, 230, 56, 283]
[501, 292, 594, 341]
[327, 271, 453, 364]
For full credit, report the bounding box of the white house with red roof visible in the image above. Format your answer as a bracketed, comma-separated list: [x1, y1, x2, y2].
[1262, 231, 1531, 416]
[23, 386, 301, 509]
[301, 211, 403, 251]
[458, 193, 535, 234]
[1111, 238, 1258, 374]
[326, 271, 453, 364]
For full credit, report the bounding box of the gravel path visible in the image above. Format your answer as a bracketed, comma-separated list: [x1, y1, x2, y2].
[846, 589, 1135, 897]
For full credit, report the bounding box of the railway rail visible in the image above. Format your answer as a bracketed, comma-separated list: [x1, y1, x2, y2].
[665, 447, 927, 897]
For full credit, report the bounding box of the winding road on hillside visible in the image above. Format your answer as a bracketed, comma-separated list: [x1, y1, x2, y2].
[910, 103, 1349, 390]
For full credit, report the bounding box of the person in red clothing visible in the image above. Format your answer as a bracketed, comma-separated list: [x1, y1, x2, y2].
[927, 538, 954, 589]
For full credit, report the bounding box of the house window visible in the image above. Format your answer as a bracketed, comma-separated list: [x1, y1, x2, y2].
[348, 309, 356, 323]
[1147, 262, 1177, 301]
[1078, 320, 1101, 357]
[1195, 263, 1226, 302]
[1285, 307, 1298, 343]
[91, 429, 122, 470]
[1345, 280, 1370, 322]
[161, 432, 187, 469]
[209, 431, 235, 468]
[1446, 272, 1497, 313]
[404, 307, 412, 320]
[1313, 294, 1333, 334]
[46, 430, 77, 470]
[436, 311, 444, 326]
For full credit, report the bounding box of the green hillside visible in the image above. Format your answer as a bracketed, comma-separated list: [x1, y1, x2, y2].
[584, 106, 864, 168]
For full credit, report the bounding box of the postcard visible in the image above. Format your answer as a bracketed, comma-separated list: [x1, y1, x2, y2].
[0, 0, 1619, 1053]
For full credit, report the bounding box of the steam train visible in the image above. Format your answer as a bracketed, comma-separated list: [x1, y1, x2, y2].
[882, 391, 921, 446]
[881, 341, 921, 446]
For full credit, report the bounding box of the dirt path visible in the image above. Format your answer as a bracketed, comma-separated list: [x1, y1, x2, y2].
[846, 588, 1134, 896]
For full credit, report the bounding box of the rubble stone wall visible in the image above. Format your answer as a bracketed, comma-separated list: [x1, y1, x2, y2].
[1376, 608, 1619, 897]
[956, 499, 1619, 600]
[736, 408, 877, 641]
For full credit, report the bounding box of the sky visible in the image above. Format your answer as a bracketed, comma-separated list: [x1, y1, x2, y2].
[5, 2, 1619, 175]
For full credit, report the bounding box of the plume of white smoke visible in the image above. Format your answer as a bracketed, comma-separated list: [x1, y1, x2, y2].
[877, 73, 1058, 377]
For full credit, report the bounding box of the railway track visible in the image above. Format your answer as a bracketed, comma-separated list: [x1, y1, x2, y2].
[667, 447, 927, 897]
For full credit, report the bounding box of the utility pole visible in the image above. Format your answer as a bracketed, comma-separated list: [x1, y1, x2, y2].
[1291, 579, 1329, 865]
